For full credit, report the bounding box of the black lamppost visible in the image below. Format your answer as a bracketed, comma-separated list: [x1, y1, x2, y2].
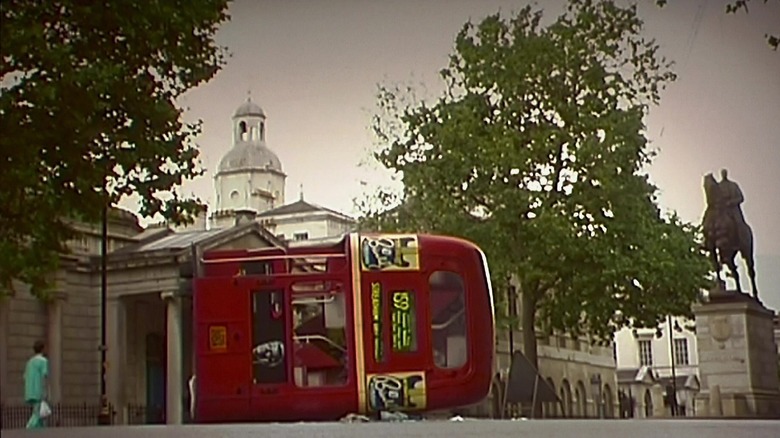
[667, 315, 678, 417]
[656, 315, 680, 417]
[98, 180, 110, 425]
[507, 276, 516, 358]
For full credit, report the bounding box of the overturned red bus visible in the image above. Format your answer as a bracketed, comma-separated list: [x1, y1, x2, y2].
[192, 232, 495, 422]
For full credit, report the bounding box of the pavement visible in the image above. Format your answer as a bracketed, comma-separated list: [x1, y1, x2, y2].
[3, 419, 780, 438]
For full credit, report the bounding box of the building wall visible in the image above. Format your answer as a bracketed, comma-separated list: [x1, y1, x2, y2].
[327, 218, 354, 237]
[215, 170, 285, 214]
[2, 284, 47, 403]
[0, 210, 143, 406]
[273, 216, 331, 241]
[59, 266, 101, 403]
[485, 331, 617, 419]
[615, 317, 699, 379]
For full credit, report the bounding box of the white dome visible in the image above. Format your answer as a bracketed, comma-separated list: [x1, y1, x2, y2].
[217, 141, 282, 174]
[234, 99, 265, 118]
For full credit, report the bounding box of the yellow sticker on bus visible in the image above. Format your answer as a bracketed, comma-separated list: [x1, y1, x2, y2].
[360, 235, 420, 271]
[209, 325, 227, 351]
[367, 371, 426, 412]
[370, 282, 384, 362]
[391, 291, 416, 352]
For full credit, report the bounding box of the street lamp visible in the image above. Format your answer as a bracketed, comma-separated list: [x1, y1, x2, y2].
[656, 315, 680, 417]
[589, 374, 603, 418]
[98, 175, 111, 425]
[667, 315, 678, 417]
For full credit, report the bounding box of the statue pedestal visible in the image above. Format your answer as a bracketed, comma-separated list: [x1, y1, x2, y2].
[693, 289, 780, 418]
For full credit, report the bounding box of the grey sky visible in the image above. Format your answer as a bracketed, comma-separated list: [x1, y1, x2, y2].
[126, 0, 779, 307]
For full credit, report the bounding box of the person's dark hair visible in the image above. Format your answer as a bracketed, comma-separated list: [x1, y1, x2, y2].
[33, 340, 45, 354]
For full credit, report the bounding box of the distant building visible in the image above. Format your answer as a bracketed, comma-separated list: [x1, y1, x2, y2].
[614, 317, 700, 417]
[258, 196, 355, 244]
[210, 97, 287, 228]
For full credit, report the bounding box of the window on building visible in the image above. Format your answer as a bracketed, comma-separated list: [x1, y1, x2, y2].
[673, 338, 689, 366]
[429, 271, 467, 369]
[293, 232, 309, 241]
[638, 339, 653, 366]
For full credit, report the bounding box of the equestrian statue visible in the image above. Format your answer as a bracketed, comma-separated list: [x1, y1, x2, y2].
[702, 169, 758, 299]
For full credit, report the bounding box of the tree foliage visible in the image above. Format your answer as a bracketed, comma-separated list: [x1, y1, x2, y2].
[0, 0, 230, 298]
[360, 0, 711, 367]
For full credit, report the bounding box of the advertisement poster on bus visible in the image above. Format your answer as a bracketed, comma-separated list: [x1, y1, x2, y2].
[370, 282, 383, 362]
[360, 234, 420, 271]
[366, 371, 426, 412]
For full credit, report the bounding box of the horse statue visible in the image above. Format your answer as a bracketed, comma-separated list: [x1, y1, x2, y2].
[702, 172, 758, 299]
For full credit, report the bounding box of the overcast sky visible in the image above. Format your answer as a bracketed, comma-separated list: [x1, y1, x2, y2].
[126, 0, 779, 308]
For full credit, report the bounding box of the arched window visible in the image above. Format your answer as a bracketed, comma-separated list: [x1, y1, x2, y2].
[239, 121, 248, 141]
[561, 379, 573, 417]
[260, 122, 265, 140]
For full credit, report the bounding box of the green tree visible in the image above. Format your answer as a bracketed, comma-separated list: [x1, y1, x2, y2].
[0, 1, 230, 298]
[360, 0, 711, 371]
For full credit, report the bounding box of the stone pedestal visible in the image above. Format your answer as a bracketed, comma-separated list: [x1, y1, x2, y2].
[693, 290, 780, 418]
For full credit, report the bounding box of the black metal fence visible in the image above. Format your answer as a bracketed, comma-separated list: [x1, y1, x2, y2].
[1, 402, 110, 430]
[127, 403, 164, 425]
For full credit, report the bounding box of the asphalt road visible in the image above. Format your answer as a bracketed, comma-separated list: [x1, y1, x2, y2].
[4, 419, 780, 438]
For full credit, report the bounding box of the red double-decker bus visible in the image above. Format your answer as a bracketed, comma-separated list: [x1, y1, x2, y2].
[192, 232, 495, 422]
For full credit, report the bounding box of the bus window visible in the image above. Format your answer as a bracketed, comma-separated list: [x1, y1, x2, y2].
[429, 271, 467, 369]
[252, 290, 287, 385]
[291, 281, 348, 387]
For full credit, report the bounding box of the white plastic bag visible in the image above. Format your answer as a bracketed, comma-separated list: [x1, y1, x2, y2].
[39, 400, 52, 418]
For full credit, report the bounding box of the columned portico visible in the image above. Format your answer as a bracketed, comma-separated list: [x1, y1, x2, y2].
[106, 296, 128, 423]
[162, 291, 183, 425]
[46, 293, 67, 403]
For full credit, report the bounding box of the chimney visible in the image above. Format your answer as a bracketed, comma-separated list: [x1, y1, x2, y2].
[234, 208, 257, 226]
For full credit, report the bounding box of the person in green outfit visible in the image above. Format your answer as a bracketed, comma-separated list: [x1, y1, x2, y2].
[24, 340, 49, 429]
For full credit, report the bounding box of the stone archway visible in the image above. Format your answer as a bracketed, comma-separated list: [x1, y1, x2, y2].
[575, 380, 587, 418]
[490, 374, 504, 419]
[644, 389, 653, 418]
[560, 379, 573, 417]
[603, 384, 614, 418]
[545, 377, 557, 418]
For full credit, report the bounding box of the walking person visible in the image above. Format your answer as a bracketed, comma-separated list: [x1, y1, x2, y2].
[24, 340, 49, 429]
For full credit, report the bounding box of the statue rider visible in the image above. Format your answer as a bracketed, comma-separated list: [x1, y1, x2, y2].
[718, 168, 747, 242]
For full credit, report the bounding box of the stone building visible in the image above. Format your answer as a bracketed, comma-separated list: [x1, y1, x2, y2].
[614, 317, 701, 417]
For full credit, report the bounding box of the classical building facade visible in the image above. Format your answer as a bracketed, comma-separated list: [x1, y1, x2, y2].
[614, 317, 701, 417]
[257, 196, 355, 244]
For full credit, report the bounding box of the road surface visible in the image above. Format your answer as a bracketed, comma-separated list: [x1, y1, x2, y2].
[4, 419, 780, 437]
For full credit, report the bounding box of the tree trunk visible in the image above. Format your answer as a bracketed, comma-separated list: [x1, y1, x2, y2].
[521, 288, 542, 418]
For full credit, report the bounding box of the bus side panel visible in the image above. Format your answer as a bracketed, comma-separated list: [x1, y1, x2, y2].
[194, 277, 252, 423]
[423, 241, 494, 411]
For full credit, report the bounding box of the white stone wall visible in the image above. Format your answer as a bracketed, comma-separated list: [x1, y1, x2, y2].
[327, 218, 354, 237]
[614, 317, 699, 379]
[274, 216, 330, 241]
[215, 170, 285, 213]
